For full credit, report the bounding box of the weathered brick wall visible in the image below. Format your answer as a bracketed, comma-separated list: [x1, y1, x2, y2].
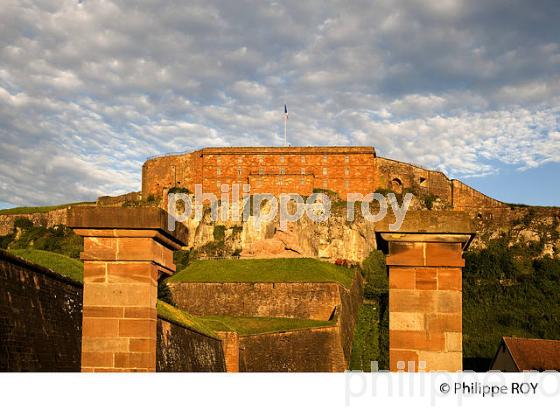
[168, 282, 341, 320]
[142, 146, 377, 200]
[238, 326, 346, 372]
[156, 319, 226, 372]
[0, 250, 83, 371]
[141, 146, 512, 212]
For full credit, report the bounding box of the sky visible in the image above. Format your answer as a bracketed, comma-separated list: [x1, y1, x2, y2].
[0, 0, 559, 208]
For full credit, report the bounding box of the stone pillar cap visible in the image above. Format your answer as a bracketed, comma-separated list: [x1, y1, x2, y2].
[375, 210, 475, 249]
[67, 206, 188, 246]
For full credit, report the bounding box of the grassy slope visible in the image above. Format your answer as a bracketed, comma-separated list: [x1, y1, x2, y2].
[168, 258, 356, 288]
[9, 249, 83, 283]
[0, 202, 94, 215]
[156, 301, 219, 338]
[199, 315, 334, 336]
[157, 301, 334, 337]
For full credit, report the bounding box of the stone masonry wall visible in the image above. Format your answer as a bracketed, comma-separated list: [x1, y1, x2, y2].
[338, 274, 363, 363]
[168, 282, 341, 320]
[375, 157, 453, 202]
[0, 250, 83, 371]
[0, 207, 69, 236]
[142, 146, 376, 200]
[238, 326, 346, 372]
[156, 318, 226, 372]
[451, 180, 508, 213]
[141, 146, 506, 212]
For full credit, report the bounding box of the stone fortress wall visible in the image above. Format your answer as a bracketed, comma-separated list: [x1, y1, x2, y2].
[141, 146, 508, 212]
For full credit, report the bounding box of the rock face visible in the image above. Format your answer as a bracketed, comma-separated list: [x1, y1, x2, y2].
[171, 196, 560, 261]
[174, 199, 378, 262]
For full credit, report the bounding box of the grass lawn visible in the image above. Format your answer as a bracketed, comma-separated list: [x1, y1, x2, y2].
[156, 301, 219, 338]
[0, 202, 95, 215]
[198, 315, 335, 336]
[9, 249, 84, 283]
[168, 258, 356, 288]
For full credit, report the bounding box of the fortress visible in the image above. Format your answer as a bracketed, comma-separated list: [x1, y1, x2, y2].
[142, 146, 506, 212]
[7, 145, 553, 374]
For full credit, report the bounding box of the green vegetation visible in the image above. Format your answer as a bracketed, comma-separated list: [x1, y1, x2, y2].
[423, 193, 438, 210]
[199, 315, 334, 336]
[8, 249, 83, 283]
[213, 225, 226, 242]
[350, 250, 389, 371]
[361, 250, 388, 298]
[173, 249, 191, 272]
[156, 301, 219, 338]
[349, 301, 380, 371]
[168, 258, 356, 288]
[168, 187, 191, 194]
[462, 239, 560, 369]
[0, 202, 94, 215]
[157, 302, 333, 337]
[1, 218, 83, 259]
[312, 188, 340, 201]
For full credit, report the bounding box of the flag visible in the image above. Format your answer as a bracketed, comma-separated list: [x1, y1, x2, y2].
[284, 104, 288, 119]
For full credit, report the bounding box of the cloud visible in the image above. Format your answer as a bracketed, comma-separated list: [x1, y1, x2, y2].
[0, 0, 559, 205]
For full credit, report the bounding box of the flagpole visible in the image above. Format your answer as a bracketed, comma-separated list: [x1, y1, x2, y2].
[284, 113, 287, 146]
[284, 104, 288, 146]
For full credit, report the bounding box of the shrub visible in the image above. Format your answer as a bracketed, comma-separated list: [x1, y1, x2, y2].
[213, 225, 226, 242]
[157, 280, 173, 305]
[173, 250, 191, 272]
[423, 193, 438, 210]
[312, 188, 339, 201]
[361, 250, 388, 291]
[168, 187, 191, 194]
[14, 217, 33, 230]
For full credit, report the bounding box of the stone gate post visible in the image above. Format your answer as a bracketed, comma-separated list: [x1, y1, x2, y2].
[376, 211, 474, 372]
[68, 207, 187, 372]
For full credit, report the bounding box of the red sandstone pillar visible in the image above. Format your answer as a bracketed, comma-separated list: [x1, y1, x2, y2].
[69, 207, 187, 372]
[376, 211, 474, 372]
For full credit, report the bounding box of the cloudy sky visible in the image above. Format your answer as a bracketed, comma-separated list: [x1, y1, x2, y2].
[1, 0, 559, 208]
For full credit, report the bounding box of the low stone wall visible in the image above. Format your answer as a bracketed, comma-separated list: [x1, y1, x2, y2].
[156, 319, 226, 372]
[238, 326, 346, 372]
[0, 250, 83, 371]
[168, 282, 341, 320]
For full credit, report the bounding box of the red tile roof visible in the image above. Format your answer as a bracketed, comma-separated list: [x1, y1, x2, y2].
[503, 337, 560, 371]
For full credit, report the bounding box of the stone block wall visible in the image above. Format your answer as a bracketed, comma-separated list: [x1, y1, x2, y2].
[386, 241, 465, 371]
[156, 319, 226, 372]
[451, 180, 507, 212]
[168, 282, 342, 320]
[238, 326, 346, 372]
[0, 250, 83, 371]
[374, 157, 453, 203]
